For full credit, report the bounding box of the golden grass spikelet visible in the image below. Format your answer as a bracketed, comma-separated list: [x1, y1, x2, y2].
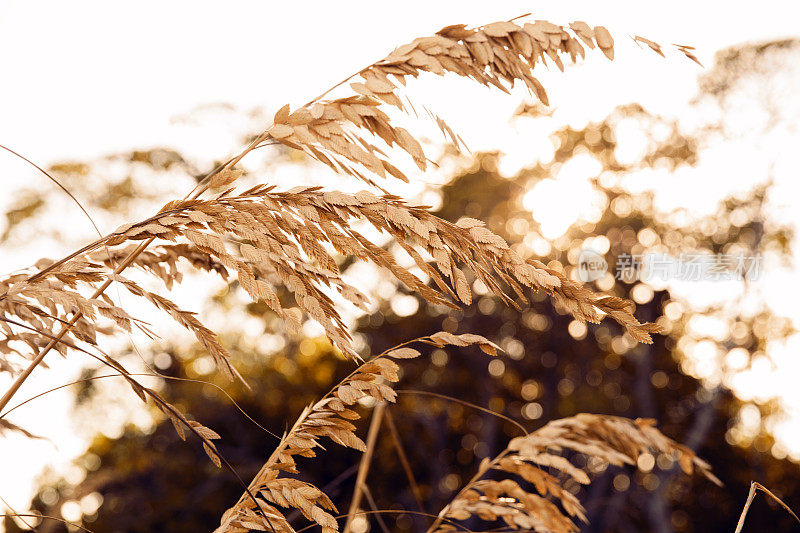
[91, 243, 230, 289]
[1, 182, 659, 380]
[267, 20, 586, 183]
[0, 262, 139, 361]
[215, 333, 499, 533]
[0, 14, 680, 380]
[430, 413, 720, 533]
[0, 16, 710, 532]
[263, 17, 682, 185]
[114, 275, 237, 380]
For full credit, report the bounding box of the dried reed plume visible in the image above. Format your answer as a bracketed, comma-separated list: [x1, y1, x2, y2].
[215, 333, 717, 533]
[0, 13, 714, 533]
[0, 17, 681, 383]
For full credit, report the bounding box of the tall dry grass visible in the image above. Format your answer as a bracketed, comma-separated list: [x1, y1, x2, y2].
[0, 15, 725, 533]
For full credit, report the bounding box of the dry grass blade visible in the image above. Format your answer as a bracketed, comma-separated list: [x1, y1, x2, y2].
[734, 481, 800, 533]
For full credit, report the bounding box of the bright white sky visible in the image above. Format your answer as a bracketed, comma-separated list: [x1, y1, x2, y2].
[2, 0, 800, 525]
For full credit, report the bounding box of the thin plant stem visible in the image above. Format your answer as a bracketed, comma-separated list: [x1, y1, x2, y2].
[343, 401, 387, 533]
[1, 513, 95, 533]
[0, 371, 280, 440]
[734, 481, 800, 533]
[384, 408, 426, 512]
[0, 495, 38, 532]
[361, 485, 392, 533]
[294, 509, 476, 533]
[734, 483, 757, 533]
[0, 144, 104, 240]
[397, 389, 528, 436]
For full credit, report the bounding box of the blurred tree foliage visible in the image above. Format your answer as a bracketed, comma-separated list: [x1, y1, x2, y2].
[5, 39, 800, 533]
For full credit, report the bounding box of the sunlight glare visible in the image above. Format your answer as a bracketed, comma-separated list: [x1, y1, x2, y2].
[523, 154, 602, 239]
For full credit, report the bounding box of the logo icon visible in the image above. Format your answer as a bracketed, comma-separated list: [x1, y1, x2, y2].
[577, 249, 608, 282]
